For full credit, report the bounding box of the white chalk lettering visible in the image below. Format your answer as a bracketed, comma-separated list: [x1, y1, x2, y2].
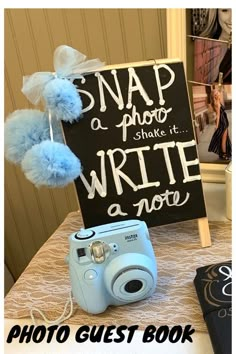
[77, 88, 95, 114]
[107, 148, 138, 195]
[133, 190, 190, 216]
[169, 124, 179, 134]
[91, 117, 108, 131]
[152, 106, 172, 123]
[77, 65, 175, 114]
[153, 64, 175, 105]
[176, 141, 201, 183]
[153, 141, 176, 185]
[95, 70, 124, 112]
[79, 151, 107, 199]
[107, 204, 128, 217]
[133, 128, 167, 140]
[127, 67, 153, 109]
[125, 146, 160, 189]
[116, 105, 172, 142]
[79, 141, 199, 200]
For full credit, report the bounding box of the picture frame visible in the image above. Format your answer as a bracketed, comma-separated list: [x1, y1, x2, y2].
[190, 82, 232, 165]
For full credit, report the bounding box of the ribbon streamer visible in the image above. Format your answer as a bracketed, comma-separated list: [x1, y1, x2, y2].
[21, 45, 105, 105]
[48, 110, 54, 142]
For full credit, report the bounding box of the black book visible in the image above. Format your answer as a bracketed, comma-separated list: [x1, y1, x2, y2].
[194, 260, 232, 354]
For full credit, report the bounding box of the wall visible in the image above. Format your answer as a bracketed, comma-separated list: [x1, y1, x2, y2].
[4, 8, 167, 280]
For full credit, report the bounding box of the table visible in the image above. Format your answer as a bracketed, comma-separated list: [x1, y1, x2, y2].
[5, 184, 231, 353]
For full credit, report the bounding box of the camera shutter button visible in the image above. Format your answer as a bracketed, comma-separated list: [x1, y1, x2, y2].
[84, 269, 98, 281]
[75, 228, 95, 239]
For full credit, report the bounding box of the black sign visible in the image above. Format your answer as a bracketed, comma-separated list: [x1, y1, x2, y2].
[194, 261, 232, 354]
[62, 60, 206, 228]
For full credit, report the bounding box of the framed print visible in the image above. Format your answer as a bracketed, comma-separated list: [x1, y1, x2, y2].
[191, 84, 232, 164]
[193, 38, 231, 85]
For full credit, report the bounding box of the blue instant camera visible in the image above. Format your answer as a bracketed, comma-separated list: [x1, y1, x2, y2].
[67, 219, 157, 314]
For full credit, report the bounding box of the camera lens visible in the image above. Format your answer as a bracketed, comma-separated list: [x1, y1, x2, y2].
[124, 279, 143, 293]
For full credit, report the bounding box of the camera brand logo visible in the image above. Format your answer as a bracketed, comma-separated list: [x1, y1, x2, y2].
[125, 234, 138, 242]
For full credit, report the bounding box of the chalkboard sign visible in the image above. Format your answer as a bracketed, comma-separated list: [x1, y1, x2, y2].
[62, 60, 207, 229]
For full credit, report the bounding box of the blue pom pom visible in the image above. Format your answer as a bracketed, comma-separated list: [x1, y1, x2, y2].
[42, 78, 82, 123]
[21, 140, 82, 187]
[4, 109, 63, 164]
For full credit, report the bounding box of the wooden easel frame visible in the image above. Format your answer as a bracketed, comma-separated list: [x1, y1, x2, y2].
[198, 218, 211, 247]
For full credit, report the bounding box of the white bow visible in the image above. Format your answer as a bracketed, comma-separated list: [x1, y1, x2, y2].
[21, 45, 105, 105]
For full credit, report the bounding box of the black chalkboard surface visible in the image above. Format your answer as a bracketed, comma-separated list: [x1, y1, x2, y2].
[62, 60, 207, 229]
